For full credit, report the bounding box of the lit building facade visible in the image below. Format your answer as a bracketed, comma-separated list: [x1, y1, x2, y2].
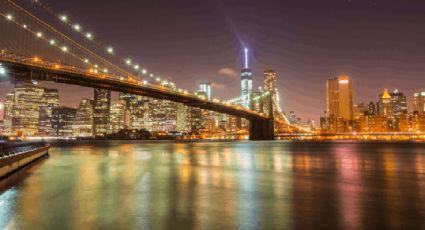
[326, 75, 354, 121]
[3, 93, 14, 135]
[119, 93, 144, 130]
[390, 89, 407, 115]
[73, 99, 93, 137]
[413, 92, 425, 113]
[176, 103, 190, 133]
[366, 101, 377, 115]
[93, 88, 111, 136]
[3, 82, 60, 136]
[39, 88, 59, 136]
[378, 89, 393, 116]
[264, 70, 277, 96]
[52, 107, 76, 137]
[108, 101, 126, 134]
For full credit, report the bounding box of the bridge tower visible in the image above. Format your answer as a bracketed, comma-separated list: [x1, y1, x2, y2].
[249, 94, 275, 140]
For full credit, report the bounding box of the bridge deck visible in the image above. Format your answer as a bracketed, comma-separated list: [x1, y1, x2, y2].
[0, 52, 269, 121]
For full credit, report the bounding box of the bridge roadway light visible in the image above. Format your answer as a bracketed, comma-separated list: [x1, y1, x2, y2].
[6, 14, 13, 21]
[49, 39, 56, 45]
[73, 24, 81, 31]
[36, 32, 43, 38]
[61, 46, 68, 52]
[59, 15, 68, 22]
[125, 59, 132, 65]
[134, 65, 139, 70]
[142, 69, 147, 74]
[84, 59, 89, 63]
[106, 47, 114, 54]
[85, 33, 93, 39]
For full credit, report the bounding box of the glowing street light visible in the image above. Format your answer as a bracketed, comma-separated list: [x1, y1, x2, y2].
[84, 59, 89, 63]
[49, 39, 56, 45]
[134, 65, 139, 70]
[61, 46, 68, 52]
[125, 59, 132, 65]
[142, 69, 147, 75]
[36, 32, 43, 38]
[22, 24, 27, 29]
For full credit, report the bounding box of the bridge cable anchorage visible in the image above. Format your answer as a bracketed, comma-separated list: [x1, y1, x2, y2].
[26, 0, 175, 87]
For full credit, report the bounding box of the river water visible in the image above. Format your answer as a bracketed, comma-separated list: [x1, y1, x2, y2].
[0, 141, 424, 229]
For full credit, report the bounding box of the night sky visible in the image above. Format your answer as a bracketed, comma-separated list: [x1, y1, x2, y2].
[2, 0, 425, 121]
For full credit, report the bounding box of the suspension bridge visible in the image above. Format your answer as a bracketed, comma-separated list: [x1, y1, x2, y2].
[0, 0, 305, 140]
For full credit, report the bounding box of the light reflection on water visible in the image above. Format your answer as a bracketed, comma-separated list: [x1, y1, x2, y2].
[0, 141, 424, 229]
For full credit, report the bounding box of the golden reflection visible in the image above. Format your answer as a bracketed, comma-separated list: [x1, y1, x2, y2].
[337, 149, 361, 230]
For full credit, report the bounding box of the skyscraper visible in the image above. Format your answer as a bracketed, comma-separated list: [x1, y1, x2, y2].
[354, 102, 366, 118]
[264, 70, 277, 95]
[326, 75, 354, 121]
[378, 89, 392, 116]
[199, 83, 212, 101]
[93, 88, 111, 136]
[413, 92, 425, 113]
[52, 107, 77, 137]
[73, 99, 93, 137]
[3, 92, 14, 135]
[390, 89, 407, 116]
[13, 83, 45, 136]
[108, 101, 126, 134]
[241, 48, 253, 108]
[264, 69, 281, 116]
[119, 93, 144, 130]
[366, 101, 377, 115]
[39, 88, 59, 136]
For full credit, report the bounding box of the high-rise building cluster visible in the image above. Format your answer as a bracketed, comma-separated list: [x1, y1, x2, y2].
[321, 75, 425, 133]
[2, 80, 261, 138]
[227, 48, 286, 131]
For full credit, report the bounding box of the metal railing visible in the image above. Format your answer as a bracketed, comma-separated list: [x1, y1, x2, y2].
[0, 141, 48, 158]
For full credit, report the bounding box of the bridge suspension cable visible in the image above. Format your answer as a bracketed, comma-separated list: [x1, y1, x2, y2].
[25, 0, 176, 87]
[1, 0, 135, 79]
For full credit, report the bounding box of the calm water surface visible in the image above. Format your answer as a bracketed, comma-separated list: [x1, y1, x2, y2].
[0, 141, 425, 229]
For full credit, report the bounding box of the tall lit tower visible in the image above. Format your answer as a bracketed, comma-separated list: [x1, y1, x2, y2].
[241, 48, 253, 108]
[326, 75, 354, 121]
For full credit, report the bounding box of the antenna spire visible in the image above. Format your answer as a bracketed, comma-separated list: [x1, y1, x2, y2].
[244, 48, 249, 69]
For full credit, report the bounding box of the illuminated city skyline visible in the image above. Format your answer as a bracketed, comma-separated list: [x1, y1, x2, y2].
[1, 0, 425, 122]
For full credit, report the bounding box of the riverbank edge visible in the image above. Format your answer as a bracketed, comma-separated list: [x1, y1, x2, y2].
[0, 146, 50, 179]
